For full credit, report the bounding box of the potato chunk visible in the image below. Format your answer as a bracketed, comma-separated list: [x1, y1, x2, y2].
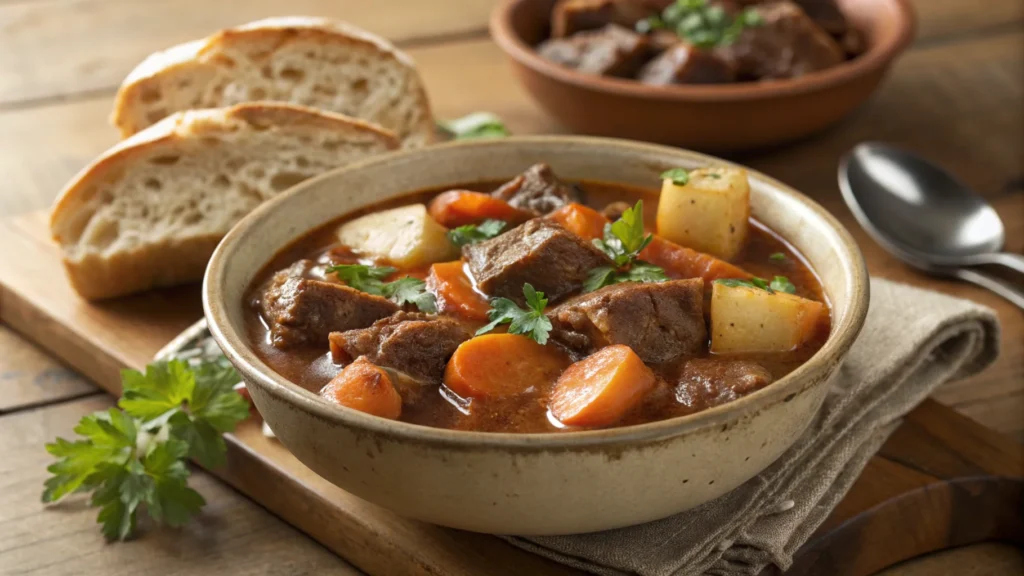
[656, 167, 750, 260]
[337, 204, 458, 268]
[710, 282, 824, 354]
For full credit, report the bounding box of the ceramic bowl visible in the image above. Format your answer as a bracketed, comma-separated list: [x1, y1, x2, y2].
[490, 0, 915, 151]
[203, 137, 868, 535]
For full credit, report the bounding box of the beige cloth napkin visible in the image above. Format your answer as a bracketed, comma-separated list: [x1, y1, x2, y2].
[503, 278, 1001, 576]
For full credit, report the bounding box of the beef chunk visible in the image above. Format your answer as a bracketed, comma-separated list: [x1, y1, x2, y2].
[538, 24, 652, 78]
[714, 1, 844, 79]
[793, 0, 848, 36]
[257, 260, 398, 349]
[329, 312, 471, 383]
[551, 0, 673, 37]
[675, 359, 773, 410]
[548, 279, 706, 364]
[638, 44, 737, 85]
[463, 219, 611, 304]
[491, 163, 581, 214]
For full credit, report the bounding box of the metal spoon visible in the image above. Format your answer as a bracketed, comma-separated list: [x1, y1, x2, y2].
[839, 142, 1024, 309]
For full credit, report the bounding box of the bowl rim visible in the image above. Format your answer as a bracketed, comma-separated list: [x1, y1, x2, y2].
[488, 0, 916, 102]
[204, 135, 869, 450]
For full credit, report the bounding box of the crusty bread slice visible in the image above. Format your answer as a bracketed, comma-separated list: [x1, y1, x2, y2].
[51, 102, 398, 300]
[111, 16, 435, 148]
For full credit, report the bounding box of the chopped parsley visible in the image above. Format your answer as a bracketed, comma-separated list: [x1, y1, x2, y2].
[438, 112, 510, 140]
[638, 0, 763, 49]
[585, 200, 667, 292]
[660, 168, 690, 186]
[447, 219, 507, 247]
[715, 275, 797, 295]
[476, 283, 553, 345]
[769, 252, 787, 261]
[381, 277, 437, 313]
[327, 264, 437, 312]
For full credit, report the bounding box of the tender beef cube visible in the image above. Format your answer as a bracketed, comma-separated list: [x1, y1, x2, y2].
[793, 0, 848, 36]
[538, 24, 652, 78]
[675, 359, 773, 410]
[329, 312, 471, 384]
[639, 44, 737, 85]
[551, 0, 673, 37]
[492, 163, 582, 215]
[463, 219, 612, 305]
[548, 279, 707, 364]
[257, 260, 398, 349]
[714, 0, 844, 79]
[839, 26, 866, 57]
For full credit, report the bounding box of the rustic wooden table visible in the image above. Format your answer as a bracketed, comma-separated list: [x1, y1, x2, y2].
[0, 1, 1021, 574]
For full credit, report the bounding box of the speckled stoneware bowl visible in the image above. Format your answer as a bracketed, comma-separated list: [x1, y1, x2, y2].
[203, 137, 868, 535]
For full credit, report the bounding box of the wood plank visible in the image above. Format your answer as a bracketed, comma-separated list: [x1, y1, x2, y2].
[874, 543, 1024, 576]
[0, 0, 1021, 106]
[0, 324, 95, 413]
[0, 0, 493, 106]
[0, 395, 363, 575]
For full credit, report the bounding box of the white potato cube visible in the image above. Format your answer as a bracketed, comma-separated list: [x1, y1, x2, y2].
[710, 282, 824, 354]
[337, 204, 458, 268]
[656, 167, 750, 260]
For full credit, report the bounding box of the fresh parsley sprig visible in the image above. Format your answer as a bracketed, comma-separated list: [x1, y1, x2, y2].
[769, 252, 787, 261]
[476, 283, 553, 345]
[448, 219, 507, 247]
[42, 359, 251, 541]
[661, 168, 690, 186]
[584, 200, 667, 292]
[327, 264, 437, 313]
[638, 0, 763, 49]
[715, 275, 797, 295]
[439, 112, 510, 140]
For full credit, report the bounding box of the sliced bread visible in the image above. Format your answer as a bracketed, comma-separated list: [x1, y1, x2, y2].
[51, 102, 399, 300]
[111, 16, 435, 148]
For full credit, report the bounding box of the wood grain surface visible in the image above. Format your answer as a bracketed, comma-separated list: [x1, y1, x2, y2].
[0, 0, 1022, 574]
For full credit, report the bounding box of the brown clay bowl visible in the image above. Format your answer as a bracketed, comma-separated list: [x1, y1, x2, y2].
[204, 137, 869, 534]
[490, 0, 915, 151]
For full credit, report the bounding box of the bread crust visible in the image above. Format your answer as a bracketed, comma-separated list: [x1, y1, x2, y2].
[51, 102, 399, 300]
[111, 17, 435, 147]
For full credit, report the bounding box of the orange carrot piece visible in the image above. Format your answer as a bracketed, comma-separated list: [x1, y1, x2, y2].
[549, 345, 656, 428]
[428, 190, 535, 228]
[548, 203, 751, 282]
[547, 203, 607, 242]
[444, 334, 570, 400]
[319, 357, 402, 420]
[641, 237, 752, 282]
[426, 261, 491, 321]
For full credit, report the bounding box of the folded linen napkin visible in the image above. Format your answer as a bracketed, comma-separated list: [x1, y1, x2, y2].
[503, 278, 1001, 576]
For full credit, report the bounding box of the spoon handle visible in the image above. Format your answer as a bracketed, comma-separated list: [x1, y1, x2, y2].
[952, 268, 1024, 310]
[977, 252, 1024, 276]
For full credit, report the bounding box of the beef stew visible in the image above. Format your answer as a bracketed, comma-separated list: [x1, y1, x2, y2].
[245, 163, 831, 433]
[537, 0, 864, 85]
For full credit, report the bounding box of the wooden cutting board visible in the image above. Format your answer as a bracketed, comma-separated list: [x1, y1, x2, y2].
[1, 211, 1021, 576]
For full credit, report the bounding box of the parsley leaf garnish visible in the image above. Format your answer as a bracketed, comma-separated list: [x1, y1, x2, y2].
[660, 168, 690, 186]
[439, 112, 510, 140]
[715, 275, 797, 295]
[475, 283, 553, 345]
[585, 200, 667, 292]
[447, 219, 507, 247]
[640, 0, 762, 49]
[42, 359, 250, 541]
[327, 264, 437, 312]
[382, 276, 438, 313]
[769, 252, 787, 261]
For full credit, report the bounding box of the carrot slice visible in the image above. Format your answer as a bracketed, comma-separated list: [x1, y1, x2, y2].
[641, 237, 752, 282]
[426, 261, 491, 321]
[444, 334, 570, 400]
[428, 190, 535, 228]
[547, 203, 606, 242]
[319, 357, 402, 420]
[548, 203, 752, 283]
[549, 345, 656, 428]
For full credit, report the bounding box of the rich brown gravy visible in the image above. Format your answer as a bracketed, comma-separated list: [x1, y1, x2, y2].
[245, 180, 831, 433]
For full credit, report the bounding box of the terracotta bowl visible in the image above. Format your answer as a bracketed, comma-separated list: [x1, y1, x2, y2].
[490, 0, 915, 151]
[204, 137, 869, 535]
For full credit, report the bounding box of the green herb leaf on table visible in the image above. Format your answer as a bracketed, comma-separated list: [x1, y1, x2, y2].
[448, 219, 507, 247]
[382, 276, 438, 313]
[769, 252, 787, 261]
[660, 168, 690, 186]
[439, 112, 510, 140]
[476, 283, 554, 345]
[585, 200, 667, 292]
[42, 359, 250, 541]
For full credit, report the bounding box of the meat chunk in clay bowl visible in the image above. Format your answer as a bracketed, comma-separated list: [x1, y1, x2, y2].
[204, 137, 868, 535]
